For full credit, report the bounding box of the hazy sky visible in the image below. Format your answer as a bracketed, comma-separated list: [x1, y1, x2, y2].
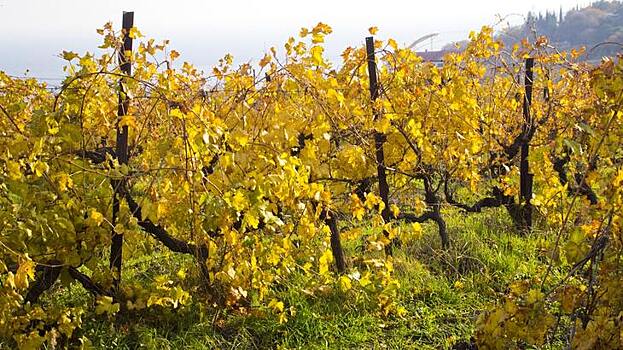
[0, 0, 588, 84]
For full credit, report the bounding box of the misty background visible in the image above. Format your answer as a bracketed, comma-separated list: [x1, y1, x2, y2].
[0, 0, 593, 85]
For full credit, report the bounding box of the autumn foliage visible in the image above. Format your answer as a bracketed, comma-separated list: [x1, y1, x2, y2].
[0, 21, 622, 349]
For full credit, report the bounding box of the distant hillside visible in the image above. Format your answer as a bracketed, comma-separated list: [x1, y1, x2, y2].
[501, 1, 623, 59]
[444, 1, 622, 59]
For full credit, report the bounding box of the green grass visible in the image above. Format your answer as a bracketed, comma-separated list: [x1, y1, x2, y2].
[4, 208, 557, 349]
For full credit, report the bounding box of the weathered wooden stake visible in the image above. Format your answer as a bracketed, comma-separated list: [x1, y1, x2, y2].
[366, 37, 393, 255]
[110, 11, 134, 293]
[326, 213, 347, 273]
[520, 57, 534, 232]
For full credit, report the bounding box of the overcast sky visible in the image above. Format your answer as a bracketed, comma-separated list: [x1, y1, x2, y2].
[0, 0, 588, 84]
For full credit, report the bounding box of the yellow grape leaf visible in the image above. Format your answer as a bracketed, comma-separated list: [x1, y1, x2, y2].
[268, 298, 284, 312]
[410, 223, 423, 239]
[431, 73, 442, 86]
[62, 50, 79, 61]
[129, 27, 143, 39]
[228, 190, 248, 211]
[327, 88, 345, 105]
[5, 273, 16, 289]
[364, 192, 385, 213]
[385, 224, 397, 240]
[312, 32, 325, 44]
[95, 296, 120, 316]
[359, 271, 372, 287]
[310, 46, 324, 66]
[141, 201, 158, 222]
[319, 250, 333, 275]
[245, 210, 260, 229]
[407, 119, 422, 138]
[13, 332, 45, 350]
[33, 161, 49, 177]
[375, 117, 391, 133]
[170, 108, 185, 119]
[172, 286, 190, 308]
[6, 160, 21, 180]
[321, 191, 332, 203]
[535, 35, 548, 47]
[56, 172, 74, 192]
[339, 275, 352, 291]
[350, 193, 365, 220]
[388, 38, 398, 50]
[259, 53, 271, 68]
[368, 26, 379, 35]
[338, 145, 365, 169]
[15, 257, 36, 289]
[234, 134, 249, 147]
[312, 22, 332, 34]
[182, 181, 191, 194]
[119, 115, 137, 129]
[86, 209, 105, 227]
[414, 199, 426, 216]
[223, 53, 233, 65]
[470, 139, 482, 153]
[395, 306, 407, 317]
[157, 202, 168, 220]
[390, 204, 400, 218]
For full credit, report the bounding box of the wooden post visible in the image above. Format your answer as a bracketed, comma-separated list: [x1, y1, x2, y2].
[326, 213, 347, 273]
[110, 11, 134, 293]
[366, 37, 393, 255]
[520, 57, 534, 232]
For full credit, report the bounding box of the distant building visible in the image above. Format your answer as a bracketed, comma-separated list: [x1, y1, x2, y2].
[415, 49, 459, 68]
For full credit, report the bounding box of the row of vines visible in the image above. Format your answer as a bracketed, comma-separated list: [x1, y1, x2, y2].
[0, 18, 622, 349]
